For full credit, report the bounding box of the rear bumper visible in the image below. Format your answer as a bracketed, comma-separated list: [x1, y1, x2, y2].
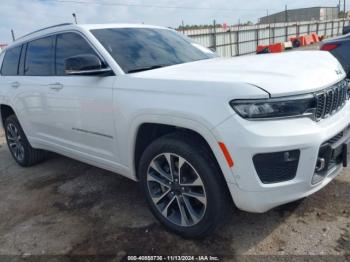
[214, 101, 350, 213]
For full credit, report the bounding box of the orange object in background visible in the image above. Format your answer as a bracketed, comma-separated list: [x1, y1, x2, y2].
[291, 34, 319, 47]
[256, 45, 270, 54]
[305, 35, 315, 45]
[298, 36, 307, 46]
[298, 35, 314, 46]
[258, 33, 319, 54]
[269, 43, 284, 53]
[289, 36, 297, 42]
[311, 33, 320, 43]
[257, 43, 284, 54]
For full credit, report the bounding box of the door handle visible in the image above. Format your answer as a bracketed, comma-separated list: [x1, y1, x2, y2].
[49, 82, 64, 91]
[11, 81, 20, 88]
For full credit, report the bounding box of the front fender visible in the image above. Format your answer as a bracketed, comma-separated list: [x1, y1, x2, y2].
[126, 113, 236, 184]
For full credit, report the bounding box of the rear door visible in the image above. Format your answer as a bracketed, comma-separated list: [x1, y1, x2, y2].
[17, 36, 56, 141]
[0, 44, 34, 134]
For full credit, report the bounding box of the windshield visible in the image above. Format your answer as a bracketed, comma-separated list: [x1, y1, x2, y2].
[91, 28, 217, 73]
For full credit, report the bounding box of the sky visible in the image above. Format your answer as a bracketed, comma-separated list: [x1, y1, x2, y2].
[0, 0, 347, 43]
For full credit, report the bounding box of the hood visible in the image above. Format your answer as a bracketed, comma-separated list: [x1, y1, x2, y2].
[131, 51, 345, 97]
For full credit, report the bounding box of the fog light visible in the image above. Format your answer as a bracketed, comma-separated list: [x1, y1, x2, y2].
[253, 150, 300, 184]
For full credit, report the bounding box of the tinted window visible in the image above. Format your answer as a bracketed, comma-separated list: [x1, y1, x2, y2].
[91, 28, 217, 73]
[1, 45, 22, 76]
[25, 36, 55, 76]
[56, 33, 98, 75]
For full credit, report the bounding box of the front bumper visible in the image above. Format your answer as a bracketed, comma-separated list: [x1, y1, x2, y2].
[214, 101, 350, 213]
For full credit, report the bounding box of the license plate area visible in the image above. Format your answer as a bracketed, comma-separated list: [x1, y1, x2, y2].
[316, 126, 350, 175]
[342, 140, 350, 167]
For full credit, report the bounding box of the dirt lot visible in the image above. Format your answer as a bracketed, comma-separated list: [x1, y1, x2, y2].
[0, 128, 349, 260]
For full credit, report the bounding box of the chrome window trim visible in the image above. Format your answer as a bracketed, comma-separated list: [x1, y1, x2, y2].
[7, 30, 113, 76]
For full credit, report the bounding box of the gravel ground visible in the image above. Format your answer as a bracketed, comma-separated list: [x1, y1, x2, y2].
[0, 127, 349, 261]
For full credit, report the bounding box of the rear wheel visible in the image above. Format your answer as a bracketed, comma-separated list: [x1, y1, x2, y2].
[139, 132, 230, 238]
[4, 115, 47, 167]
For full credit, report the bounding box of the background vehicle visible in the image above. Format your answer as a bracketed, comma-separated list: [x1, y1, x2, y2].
[343, 25, 350, 35]
[320, 34, 350, 77]
[0, 23, 349, 238]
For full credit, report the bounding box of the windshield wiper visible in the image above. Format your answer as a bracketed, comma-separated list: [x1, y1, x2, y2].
[127, 65, 167, 73]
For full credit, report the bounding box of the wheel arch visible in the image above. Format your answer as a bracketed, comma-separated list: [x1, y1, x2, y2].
[130, 116, 236, 185]
[0, 104, 16, 129]
[0, 104, 34, 148]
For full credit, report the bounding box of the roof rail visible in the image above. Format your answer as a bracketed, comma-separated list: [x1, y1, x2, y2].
[17, 23, 74, 40]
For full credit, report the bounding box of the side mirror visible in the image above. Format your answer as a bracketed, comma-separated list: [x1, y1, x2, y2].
[64, 54, 113, 76]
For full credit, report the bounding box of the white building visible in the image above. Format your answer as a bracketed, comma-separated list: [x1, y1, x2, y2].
[259, 6, 339, 24]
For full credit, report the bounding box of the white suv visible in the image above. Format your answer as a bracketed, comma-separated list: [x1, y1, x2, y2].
[0, 23, 349, 237]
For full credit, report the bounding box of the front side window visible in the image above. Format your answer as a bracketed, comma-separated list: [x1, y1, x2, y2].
[1, 45, 22, 76]
[55, 33, 98, 75]
[91, 28, 217, 73]
[25, 36, 55, 76]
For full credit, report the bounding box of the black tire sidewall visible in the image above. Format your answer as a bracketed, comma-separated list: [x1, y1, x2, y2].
[4, 115, 31, 166]
[139, 134, 227, 238]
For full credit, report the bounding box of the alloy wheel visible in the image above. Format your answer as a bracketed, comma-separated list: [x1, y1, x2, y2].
[146, 153, 207, 227]
[6, 123, 25, 162]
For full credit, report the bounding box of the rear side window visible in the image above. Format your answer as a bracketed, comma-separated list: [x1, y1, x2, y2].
[1, 45, 22, 76]
[25, 36, 55, 76]
[56, 33, 98, 75]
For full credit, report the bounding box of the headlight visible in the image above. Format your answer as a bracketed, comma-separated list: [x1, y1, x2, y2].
[230, 95, 316, 120]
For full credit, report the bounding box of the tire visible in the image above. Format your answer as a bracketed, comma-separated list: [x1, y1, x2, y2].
[4, 114, 47, 167]
[139, 132, 230, 238]
[292, 39, 301, 48]
[257, 47, 270, 54]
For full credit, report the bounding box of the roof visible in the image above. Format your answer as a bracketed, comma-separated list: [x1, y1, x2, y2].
[13, 23, 168, 46]
[79, 23, 167, 30]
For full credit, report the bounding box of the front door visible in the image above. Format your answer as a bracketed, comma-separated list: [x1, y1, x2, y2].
[46, 32, 117, 162]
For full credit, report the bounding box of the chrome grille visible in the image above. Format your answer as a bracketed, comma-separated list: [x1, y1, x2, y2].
[315, 80, 349, 121]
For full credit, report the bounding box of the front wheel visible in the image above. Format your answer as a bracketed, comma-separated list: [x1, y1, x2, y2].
[139, 132, 230, 238]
